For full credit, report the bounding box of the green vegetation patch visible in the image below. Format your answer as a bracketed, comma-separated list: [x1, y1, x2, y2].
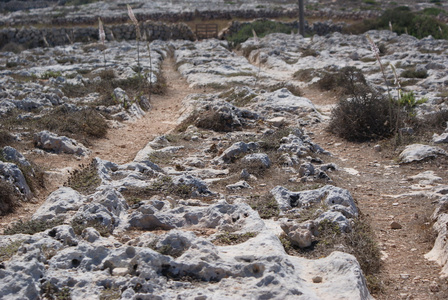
[227, 20, 296, 46]
[345, 6, 448, 40]
[0, 240, 22, 262]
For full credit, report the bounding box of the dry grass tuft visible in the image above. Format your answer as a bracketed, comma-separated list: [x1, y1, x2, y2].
[64, 159, 101, 195]
[0, 180, 20, 216]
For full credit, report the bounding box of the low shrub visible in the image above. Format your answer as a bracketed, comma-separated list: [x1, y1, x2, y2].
[247, 194, 279, 219]
[422, 7, 447, 16]
[1, 42, 25, 53]
[4, 218, 64, 235]
[98, 69, 116, 80]
[400, 68, 428, 79]
[316, 66, 367, 95]
[328, 89, 400, 141]
[327, 66, 410, 141]
[41, 71, 63, 79]
[301, 47, 319, 57]
[62, 72, 166, 103]
[0, 130, 14, 147]
[195, 109, 242, 132]
[0, 180, 19, 216]
[64, 159, 101, 195]
[0, 240, 22, 262]
[121, 176, 193, 200]
[71, 217, 111, 237]
[40, 282, 71, 300]
[416, 109, 448, 132]
[280, 215, 382, 294]
[40, 106, 108, 140]
[212, 232, 257, 246]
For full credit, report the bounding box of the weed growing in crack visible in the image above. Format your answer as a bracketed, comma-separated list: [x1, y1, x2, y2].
[4, 218, 64, 235]
[121, 176, 192, 200]
[0, 240, 22, 262]
[71, 217, 111, 237]
[64, 159, 101, 195]
[212, 232, 257, 246]
[41, 282, 71, 300]
[247, 194, 279, 219]
[279, 214, 382, 295]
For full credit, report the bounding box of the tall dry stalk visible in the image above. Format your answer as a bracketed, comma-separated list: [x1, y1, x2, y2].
[389, 63, 401, 100]
[98, 17, 106, 69]
[127, 4, 141, 76]
[144, 30, 153, 88]
[366, 34, 391, 100]
[366, 34, 396, 132]
[252, 29, 261, 88]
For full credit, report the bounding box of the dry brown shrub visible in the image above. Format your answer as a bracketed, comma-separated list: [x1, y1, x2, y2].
[0, 180, 19, 215]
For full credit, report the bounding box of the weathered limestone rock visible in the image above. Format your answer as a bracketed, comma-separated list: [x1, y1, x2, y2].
[242, 153, 271, 168]
[1, 146, 31, 168]
[399, 144, 447, 163]
[32, 187, 86, 221]
[213, 141, 258, 164]
[33, 130, 89, 156]
[0, 161, 32, 200]
[226, 180, 252, 190]
[433, 132, 448, 144]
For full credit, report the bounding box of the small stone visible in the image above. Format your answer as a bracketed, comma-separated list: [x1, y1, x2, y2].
[240, 169, 250, 180]
[429, 281, 440, 293]
[390, 221, 402, 229]
[400, 274, 410, 279]
[112, 267, 129, 276]
[312, 276, 323, 283]
[266, 117, 286, 127]
[374, 144, 382, 152]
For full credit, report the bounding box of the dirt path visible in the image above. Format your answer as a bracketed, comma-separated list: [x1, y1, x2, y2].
[304, 87, 447, 300]
[90, 57, 192, 164]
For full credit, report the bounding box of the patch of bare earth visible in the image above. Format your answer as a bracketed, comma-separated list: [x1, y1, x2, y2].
[305, 87, 448, 300]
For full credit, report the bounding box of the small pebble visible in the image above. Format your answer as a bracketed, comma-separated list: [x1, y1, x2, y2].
[312, 276, 323, 283]
[390, 221, 403, 229]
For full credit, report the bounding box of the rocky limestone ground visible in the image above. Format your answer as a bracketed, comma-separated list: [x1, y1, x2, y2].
[1, 23, 448, 300]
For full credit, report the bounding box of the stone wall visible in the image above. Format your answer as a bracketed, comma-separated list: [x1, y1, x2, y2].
[1, 8, 381, 28]
[221, 19, 344, 40]
[0, 21, 195, 49]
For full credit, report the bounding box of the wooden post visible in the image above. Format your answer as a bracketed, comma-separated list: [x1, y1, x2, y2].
[298, 0, 305, 36]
